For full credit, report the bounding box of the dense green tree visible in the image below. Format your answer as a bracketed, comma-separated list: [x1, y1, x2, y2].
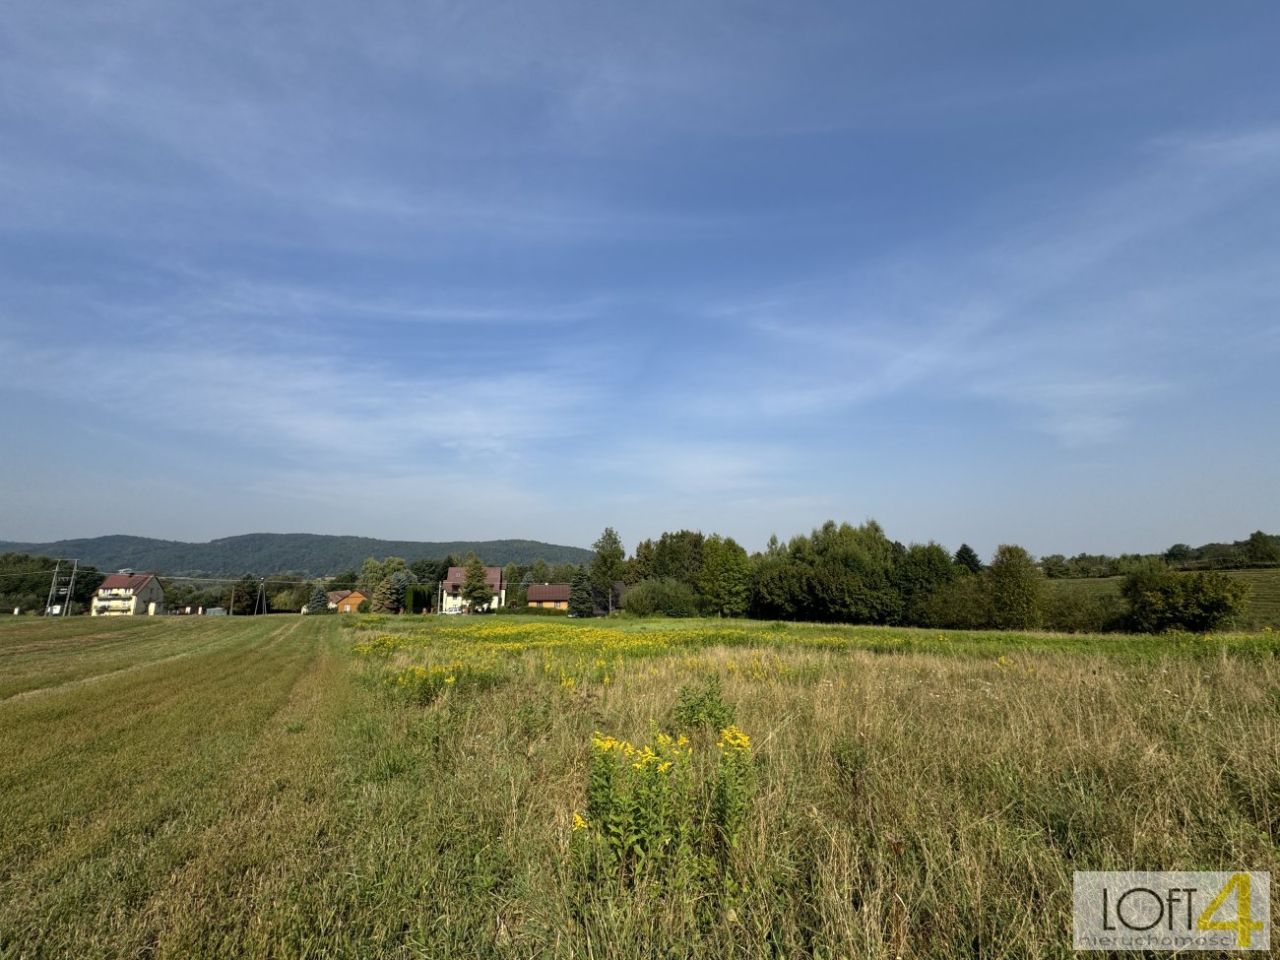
[1163, 544, 1193, 565]
[893, 542, 956, 626]
[226, 575, 260, 615]
[987, 545, 1043, 629]
[954, 544, 983, 575]
[651, 530, 705, 586]
[697, 535, 750, 617]
[743, 521, 901, 624]
[527, 559, 550, 584]
[306, 583, 330, 614]
[1245, 530, 1280, 564]
[590, 527, 626, 613]
[357, 557, 408, 595]
[409, 558, 449, 587]
[1039, 554, 1069, 579]
[266, 573, 311, 612]
[550, 562, 580, 584]
[569, 567, 594, 617]
[371, 578, 396, 614]
[748, 551, 806, 620]
[403, 584, 433, 613]
[461, 555, 493, 612]
[628, 539, 656, 584]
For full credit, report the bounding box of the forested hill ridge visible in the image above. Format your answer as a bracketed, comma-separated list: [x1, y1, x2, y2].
[0, 533, 593, 576]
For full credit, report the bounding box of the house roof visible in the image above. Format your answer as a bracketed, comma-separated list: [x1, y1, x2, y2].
[527, 583, 571, 602]
[326, 590, 352, 604]
[442, 566, 503, 591]
[98, 573, 159, 593]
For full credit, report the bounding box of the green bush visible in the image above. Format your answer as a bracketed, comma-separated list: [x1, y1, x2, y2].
[921, 574, 993, 630]
[1122, 570, 1251, 633]
[1041, 590, 1126, 633]
[671, 675, 735, 732]
[621, 578, 700, 618]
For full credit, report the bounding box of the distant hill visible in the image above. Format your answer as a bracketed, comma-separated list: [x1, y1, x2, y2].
[0, 533, 593, 577]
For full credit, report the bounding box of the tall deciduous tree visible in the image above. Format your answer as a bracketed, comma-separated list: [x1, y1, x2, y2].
[358, 557, 408, 595]
[628, 539, 656, 584]
[987, 545, 1043, 629]
[892, 542, 956, 626]
[697, 535, 750, 617]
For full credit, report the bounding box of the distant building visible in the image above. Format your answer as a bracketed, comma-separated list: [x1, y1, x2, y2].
[527, 583, 571, 610]
[440, 566, 505, 613]
[92, 573, 165, 617]
[333, 590, 369, 614]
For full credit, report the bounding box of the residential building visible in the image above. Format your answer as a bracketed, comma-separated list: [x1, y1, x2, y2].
[527, 583, 571, 610]
[92, 572, 165, 617]
[440, 566, 505, 612]
[333, 590, 369, 614]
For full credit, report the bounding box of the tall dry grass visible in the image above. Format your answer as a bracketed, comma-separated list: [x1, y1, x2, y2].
[0, 616, 1276, 958]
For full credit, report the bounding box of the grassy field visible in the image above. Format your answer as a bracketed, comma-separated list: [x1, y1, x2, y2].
[1, 615, 1278, 959]
[1048, 567, 1280, 628]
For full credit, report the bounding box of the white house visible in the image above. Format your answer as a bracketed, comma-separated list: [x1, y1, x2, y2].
[92, 572, 165, 617]
[440, 566, 505, 613]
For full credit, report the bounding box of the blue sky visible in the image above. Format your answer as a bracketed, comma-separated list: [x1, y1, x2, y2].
[2, 1, 1278, 557]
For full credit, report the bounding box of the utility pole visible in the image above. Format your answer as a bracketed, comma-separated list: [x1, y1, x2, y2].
[43, 560, 78, 616]
[64, 560, 78, 616]
[44, 561, 61, 616]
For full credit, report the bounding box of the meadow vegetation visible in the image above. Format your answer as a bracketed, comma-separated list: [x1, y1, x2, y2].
[1, 614, 1278, 959]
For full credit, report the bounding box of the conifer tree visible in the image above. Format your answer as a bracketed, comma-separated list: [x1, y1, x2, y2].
[371, 577, 396, 614]
[569, 567, 594, 617]
[590, 527, 626, 613]
[461, 555, 493, 612]
[954, 543, 983, 575]
[306, 583, 330, 614]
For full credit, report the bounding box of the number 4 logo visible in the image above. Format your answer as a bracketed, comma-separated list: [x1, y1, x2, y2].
[1197, 873, 1265, 948]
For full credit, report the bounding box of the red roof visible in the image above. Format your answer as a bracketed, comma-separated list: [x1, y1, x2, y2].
[442, 566, 503, 593]
[98, 573, 159, 592]
[527, 583, 571, 602]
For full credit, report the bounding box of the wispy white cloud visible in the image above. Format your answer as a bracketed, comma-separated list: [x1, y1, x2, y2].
[0, 332, 603, 464]
[682, 124, 1280, 444]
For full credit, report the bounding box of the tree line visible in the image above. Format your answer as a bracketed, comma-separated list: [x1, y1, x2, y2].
[599, 521, 1251, 634]
[1041, 530, 1280, 579]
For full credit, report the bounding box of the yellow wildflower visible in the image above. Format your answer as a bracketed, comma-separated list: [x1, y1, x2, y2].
[572, 812, 588, 832]
[717, 725, 751, 752]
